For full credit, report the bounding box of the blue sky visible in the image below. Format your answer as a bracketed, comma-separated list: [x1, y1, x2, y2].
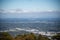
[0, 0, 60, 11]
[0, 0, 60, 18]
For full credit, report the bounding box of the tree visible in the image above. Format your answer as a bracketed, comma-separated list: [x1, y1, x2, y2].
[52, 33, 60, 40]
[38, 34, 50, 40]
[25, 33, 36, 40]
[15, 33, 36, 40]
[0, 32, 15, 40]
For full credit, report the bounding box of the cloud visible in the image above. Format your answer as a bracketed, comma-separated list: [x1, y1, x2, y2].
[15, 27, 39, 33]
[0, 9, 31, 13]
[0, 27, 59, 36]
[0, 9, 57, 13]
[47, 10, 53, 12]
[0, 27, 39, 33]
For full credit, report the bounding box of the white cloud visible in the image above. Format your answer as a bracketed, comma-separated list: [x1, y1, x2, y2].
[0, 27, 39, 33]
[16, 28, 25, 30]
[0, 27, 59, 36]
[15, 27, 39, 33]
[47, 10, 53, 12]
[0, 9, 31, 13]
[0, 9, 58, 13]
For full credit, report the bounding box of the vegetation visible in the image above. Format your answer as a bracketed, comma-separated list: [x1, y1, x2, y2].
[37, 34, 50, 40]
[0, 32, 15, 40]
[0, 32, 60, 40]
[52, 33, 60, 40]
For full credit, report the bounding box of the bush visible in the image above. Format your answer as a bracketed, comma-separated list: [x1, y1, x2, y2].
[52, 33, 60, 40]
[0, 32, 51, 40]
[0, 32, 15, 40]
[38, 34, 50, 40]
[15, 33, 50, 40]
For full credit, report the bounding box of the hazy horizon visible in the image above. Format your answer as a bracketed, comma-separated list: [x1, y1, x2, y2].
[0, 0, 60, 19]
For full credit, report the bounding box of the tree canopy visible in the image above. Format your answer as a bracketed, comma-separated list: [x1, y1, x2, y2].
[0, 32, 60, 40]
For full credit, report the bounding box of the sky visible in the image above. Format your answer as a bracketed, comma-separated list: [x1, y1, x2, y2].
[0, 0, 60, 11]
[0, 0, 60, 18]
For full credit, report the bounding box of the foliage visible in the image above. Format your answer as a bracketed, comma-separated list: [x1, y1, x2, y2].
[0, 32, 51, 40]
[15, 33, 50, 40]
[0, 32, 15, 40]
[37, 34, 50, 40]
[52, 33, 60, 40]
[15, 33, 36, 40]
